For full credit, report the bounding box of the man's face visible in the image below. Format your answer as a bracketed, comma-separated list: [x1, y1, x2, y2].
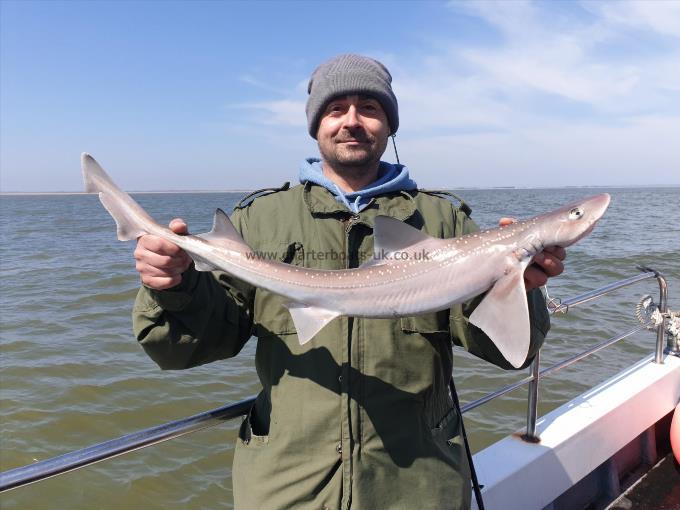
[316, 94, 390, 170]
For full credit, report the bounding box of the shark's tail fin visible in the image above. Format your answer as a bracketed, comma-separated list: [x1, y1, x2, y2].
[82, 153, 156, 241]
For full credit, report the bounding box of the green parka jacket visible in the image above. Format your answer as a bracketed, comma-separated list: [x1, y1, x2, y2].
[132, 183, 550, 510]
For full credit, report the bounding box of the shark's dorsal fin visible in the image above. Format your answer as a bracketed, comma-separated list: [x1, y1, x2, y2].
[196, 209, 251, 250]
[193, 209, 253, 271]
[469, 261, 532, 368]
[373, 216, 432, 257]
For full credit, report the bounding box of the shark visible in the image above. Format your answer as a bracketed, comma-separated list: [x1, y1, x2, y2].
[82, 153, 610, 368]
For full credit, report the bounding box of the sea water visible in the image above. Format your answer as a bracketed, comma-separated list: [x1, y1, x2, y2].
[1, 187, 678, 509]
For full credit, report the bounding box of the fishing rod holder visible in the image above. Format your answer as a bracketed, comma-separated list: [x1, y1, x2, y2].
[635, 294, 680, 355]
[0, 267, 673, 491]
[546, 266, 670, 359]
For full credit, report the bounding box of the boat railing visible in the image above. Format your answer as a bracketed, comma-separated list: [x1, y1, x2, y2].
[1, 267, 676, 493]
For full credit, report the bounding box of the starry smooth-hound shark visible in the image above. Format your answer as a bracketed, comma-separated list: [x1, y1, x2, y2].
[82, 153, 610, 367]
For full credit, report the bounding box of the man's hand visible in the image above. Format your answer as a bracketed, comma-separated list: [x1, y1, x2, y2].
[499, 217, 566, 291]
[134, 218, 192, 290]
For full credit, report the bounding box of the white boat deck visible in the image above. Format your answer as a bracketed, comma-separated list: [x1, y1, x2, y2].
[472, 354, 680, 510]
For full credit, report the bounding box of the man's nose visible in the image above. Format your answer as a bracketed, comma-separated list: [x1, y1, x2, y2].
[342, 105, 361, 128]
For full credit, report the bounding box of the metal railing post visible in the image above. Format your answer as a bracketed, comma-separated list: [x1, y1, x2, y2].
[653, 271, 668, 364]
[522, 350, 541, 443]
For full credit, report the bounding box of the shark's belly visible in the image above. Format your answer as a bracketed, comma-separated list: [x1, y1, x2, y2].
[321, 257, 502, 318]
[216, 249, 507, 319]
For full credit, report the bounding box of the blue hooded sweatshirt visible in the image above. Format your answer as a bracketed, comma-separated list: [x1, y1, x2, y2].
[299, 158, 417, 213]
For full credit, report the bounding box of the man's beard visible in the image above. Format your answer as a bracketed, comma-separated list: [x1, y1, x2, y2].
[319, 129, 387, 170]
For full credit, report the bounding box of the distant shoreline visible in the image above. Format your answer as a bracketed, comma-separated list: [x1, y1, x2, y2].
[0, 190, 256, 196]
[1, 185, 678, 196]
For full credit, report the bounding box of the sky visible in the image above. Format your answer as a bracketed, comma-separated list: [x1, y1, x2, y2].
[1, 0, 679, 192]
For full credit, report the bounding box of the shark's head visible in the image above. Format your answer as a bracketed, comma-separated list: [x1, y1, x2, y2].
[537, 193, 611, 248]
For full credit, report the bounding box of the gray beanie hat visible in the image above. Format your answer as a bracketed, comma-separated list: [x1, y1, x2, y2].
[306, 54, 399, 139]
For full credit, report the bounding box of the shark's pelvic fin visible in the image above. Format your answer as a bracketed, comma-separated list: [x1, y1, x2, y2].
[469, 263, 531, 368]
[285, 302, 341, 345]
[191, 255, 217, 272]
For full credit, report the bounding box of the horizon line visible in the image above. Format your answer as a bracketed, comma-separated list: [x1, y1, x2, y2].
[2, 184, 680, 196]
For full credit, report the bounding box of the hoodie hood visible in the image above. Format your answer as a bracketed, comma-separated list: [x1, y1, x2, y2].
[299, 158, 417, 213]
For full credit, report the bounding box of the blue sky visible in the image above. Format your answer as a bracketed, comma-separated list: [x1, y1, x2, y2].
[1, 0, 679, 192]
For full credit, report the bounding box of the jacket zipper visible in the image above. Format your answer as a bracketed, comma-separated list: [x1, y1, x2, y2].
[344, 214, 360, 234]
[338, 214, 360, 508]
[342, 214, 360, 268]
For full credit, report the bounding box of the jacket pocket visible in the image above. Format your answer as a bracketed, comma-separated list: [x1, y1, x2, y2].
[430, 407, 470, 498]
[253, 242, 304, 337]
[238, 404, 270, 446]
[431, 407, 460, 440]
[400, 309, 450, 335]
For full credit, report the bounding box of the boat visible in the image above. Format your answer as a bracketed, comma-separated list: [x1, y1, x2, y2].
[1, 267, 678, 509]
[471, 269, 680, 509]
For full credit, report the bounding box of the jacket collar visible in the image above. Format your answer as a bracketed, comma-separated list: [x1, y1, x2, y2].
[303, 182, 418, 223]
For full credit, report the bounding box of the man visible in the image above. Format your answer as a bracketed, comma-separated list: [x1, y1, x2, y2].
[133, 54, 565, 509]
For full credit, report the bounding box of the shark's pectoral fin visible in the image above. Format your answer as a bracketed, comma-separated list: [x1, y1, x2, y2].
[284, 303, 341, 345]
[469, 266, 531, 368]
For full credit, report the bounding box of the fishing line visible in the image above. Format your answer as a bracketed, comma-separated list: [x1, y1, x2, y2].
[449, 376, 485, 510]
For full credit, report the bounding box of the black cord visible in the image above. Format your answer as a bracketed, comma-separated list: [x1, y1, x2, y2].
[391, 134, 400, 165]
[449, 376, 485, 510]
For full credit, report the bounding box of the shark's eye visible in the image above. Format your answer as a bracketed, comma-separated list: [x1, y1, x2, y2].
[568, 207, 584, 220]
